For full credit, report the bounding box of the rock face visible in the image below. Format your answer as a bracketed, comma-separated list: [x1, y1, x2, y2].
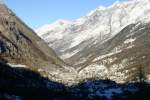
[0, 4, 77, 84]
[78, 22, 150, 83]
[0, 1, 150, 99]
[36, 0, 150, 66]
[0, 4, 68, 68]
[36, 0, 150, 84]
[0, 0, 150, 85]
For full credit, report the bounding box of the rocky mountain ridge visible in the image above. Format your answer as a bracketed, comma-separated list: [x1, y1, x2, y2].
[0, 0, 150, 85]
[0, 4, 77, 85]
[36, 0, 150, 66]
[35, 0, 150, 84]
[0, 2, 150, 99]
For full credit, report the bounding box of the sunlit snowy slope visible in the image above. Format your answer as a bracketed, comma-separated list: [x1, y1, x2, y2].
[36, 0, 150, 66]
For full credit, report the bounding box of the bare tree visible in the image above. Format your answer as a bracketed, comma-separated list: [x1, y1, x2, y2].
[138, 63, 145, 83]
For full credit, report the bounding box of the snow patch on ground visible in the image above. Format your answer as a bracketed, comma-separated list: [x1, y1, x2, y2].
[124, 38, 136, 44]
[127, 44, 135, 49]
[79, 80, 139, 100]
[93, 50, 122, 62]
[5, 94, 21, 100]
[146, 75, 150, 83]
[8, 63, 27, 68]
[101, 88, 123, 99]
[61, 50, 79, 59]
[75, 58, 87, 65]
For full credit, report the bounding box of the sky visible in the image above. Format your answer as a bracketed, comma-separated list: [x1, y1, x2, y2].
[4, 0, 118, 29]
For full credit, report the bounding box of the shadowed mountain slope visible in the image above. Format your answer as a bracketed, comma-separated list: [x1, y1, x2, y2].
[0, 4, 67, 69]
[0, 4, 77, 85]
[0, 61, 150, 100]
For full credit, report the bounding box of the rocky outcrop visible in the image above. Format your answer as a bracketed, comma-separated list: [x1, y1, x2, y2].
[0, 3, 149, 86]
[36, 0, 150, 66]
[78, 22, 150, 83]
[0, 4, 68, 69]
[0, 4, 77, 85]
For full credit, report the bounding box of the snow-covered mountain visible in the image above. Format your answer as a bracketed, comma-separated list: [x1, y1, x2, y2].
[0, 1, 150, 99]
[78, 22, 150, 83]
[36, 0, 150, 66]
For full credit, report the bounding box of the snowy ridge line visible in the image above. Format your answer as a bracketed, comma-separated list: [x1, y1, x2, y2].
[35, 0, 150, 65]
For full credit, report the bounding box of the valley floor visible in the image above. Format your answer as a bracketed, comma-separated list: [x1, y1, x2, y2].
[0, 62, 150, 100]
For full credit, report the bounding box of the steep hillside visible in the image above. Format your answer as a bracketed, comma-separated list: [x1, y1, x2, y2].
[0, 4, 64, 67]
[78, 22, 150, 83]
[36, 0, 150, 66]
[0, 4, 76, 84]
[0, 0, 150, 85]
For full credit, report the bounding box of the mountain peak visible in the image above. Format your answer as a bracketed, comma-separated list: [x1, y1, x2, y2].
[36, 0, 150, 66]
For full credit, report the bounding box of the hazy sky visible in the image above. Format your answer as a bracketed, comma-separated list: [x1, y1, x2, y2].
[4, 0, 118, 29]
